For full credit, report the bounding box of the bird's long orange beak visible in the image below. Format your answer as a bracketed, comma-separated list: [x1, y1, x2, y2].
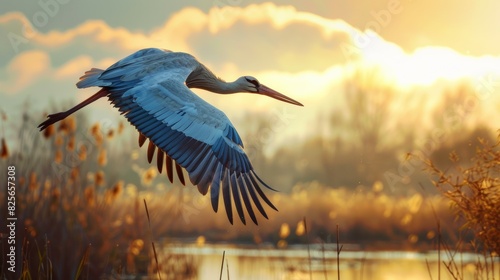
[258, 84, 304, 106]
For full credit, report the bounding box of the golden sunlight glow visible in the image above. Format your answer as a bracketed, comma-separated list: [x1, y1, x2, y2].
[279, 223, 290, 239]
[295, 220, 305, 236]
[3, 2, 499, 278]
[196, 236, 206, 246]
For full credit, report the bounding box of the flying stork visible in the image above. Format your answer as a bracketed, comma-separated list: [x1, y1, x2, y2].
[38, 48, 303, 225]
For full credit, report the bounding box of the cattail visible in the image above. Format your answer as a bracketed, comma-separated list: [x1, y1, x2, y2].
[126, 184, 138, 197]
[50, 188, 61, 212]
[90, 123, 100, 135]
[253, 234, 263, 245]
[24, 219, 33, 227]
[29, 172, 38, 191]
[95, 171, 105, 186]
[79, 144, 87, 160]
[77, 211, 88, 228]
[0, 137, 8, 158]
[51, 187, 61, 201]
[28, 227, 37, 237]
[58, 118, 69, 133]
[54, 149, 63, 163]
[62, 199, 71, 211]
[44, 179, 51, 190]
[372, 180, 384, 193]
[97, 149, 107, 166]
[111, 181, 123, 198]
[90, 123, 103, 145]
[127, 239, 143, 256]
[43, 123, 55, 138]
[118, 121, 124, 134]
[84, 185, 95, 206]
[279, 223, 290, 239]
[277, 239, 287, 249]
[105, 181, 123, 204]
[19, 176, 25, 186]
[141, 167, 157, 186]
[67, 116, 76, 133]
[107, 129, 114, 139]
[125, 214, 134, 225]
[67, 136, 75, 151]
[400, 213, 412, 225]
[70, 167, 79, 181]
[295, 220, 305, 236]
[408, 234, 418, 244]
[54, 135, 63, 146]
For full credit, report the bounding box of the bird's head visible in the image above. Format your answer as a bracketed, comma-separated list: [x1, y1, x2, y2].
[236, 76, 303, 106]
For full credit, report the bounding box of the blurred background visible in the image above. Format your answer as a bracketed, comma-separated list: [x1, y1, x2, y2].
[1, 1, 499, 279]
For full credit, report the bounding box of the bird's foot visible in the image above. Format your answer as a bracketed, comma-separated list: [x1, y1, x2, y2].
[38, 112, 68, 131]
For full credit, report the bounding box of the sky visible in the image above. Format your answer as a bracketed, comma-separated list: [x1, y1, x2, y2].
[1, 0, 500, 153]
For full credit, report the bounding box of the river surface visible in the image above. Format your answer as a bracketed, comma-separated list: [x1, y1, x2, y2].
[157, 242, 493, 280]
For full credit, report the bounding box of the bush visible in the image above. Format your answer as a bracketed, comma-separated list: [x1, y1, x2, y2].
[424, 132, 500, 254]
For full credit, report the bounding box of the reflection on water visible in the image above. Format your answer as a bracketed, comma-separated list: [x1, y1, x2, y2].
[157, 242, 490, 280]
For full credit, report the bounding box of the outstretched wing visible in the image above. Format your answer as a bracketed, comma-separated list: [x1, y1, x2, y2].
[78, 48, 277, 225]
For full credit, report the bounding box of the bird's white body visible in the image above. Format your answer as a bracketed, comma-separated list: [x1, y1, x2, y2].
[40, 48, 303, 225]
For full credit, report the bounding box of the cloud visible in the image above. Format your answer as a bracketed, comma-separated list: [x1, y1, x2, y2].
[1, 2, 500, 144]
[0, 50, 50, 94]
[204, 3, 354, 36]
[53, 55, 93, 79]
[0, 11, 32, 27]
[2, 3, 500, 95]
[0, 7, 207, 54]
[0, 4, 358, 61]
[54, 55, 116, 80]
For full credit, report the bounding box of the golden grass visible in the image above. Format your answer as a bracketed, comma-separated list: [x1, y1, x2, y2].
[1, 110, 495, 279]
[423, 135, 500, 255]
[0, 114, 152, 279]
[421, 133, 500, 279]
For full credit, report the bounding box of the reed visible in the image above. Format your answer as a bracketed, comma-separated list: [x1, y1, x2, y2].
[422, 132, 500, 279]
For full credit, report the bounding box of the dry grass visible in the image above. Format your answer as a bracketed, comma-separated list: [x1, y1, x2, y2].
[0, 114, 151, 279]
[1, 110, 493, 279]
[422, 132, 500, 279]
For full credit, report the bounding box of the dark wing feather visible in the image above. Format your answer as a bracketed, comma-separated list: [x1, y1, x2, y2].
[138, 133, 147, 147]
[157, 149, 164, 173]
[165, 154, 174, 183]
[147, 140, 155, 164]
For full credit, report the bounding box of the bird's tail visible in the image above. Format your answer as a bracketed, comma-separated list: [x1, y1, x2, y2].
[76, 68, 105, 88]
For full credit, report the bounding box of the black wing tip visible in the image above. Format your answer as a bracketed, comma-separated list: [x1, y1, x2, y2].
[251, 170, 279, 192]
[211, 201, 219, 213]
[176, 163, 186, 185]
[147, 140, 156, 163]
[156, 149, 164, 174]
[226, 208, 234, 225]
[249, 172, 279, 212]
[138, 133, 147, 147]
[218, 171, 279, 226]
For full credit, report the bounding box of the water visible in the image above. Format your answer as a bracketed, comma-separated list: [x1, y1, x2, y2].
[157, 242, 492, 280]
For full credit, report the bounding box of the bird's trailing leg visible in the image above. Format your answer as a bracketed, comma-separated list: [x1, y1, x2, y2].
[38, 88, 109, 131]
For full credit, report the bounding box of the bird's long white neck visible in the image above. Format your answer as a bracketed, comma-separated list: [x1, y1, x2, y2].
[186, 65, 241, 94]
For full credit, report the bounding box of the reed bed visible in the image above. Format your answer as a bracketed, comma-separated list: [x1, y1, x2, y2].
[0, 112, 497, 279]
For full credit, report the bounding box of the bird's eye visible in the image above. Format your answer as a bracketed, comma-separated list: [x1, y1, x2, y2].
[245, 77, 260, 88]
